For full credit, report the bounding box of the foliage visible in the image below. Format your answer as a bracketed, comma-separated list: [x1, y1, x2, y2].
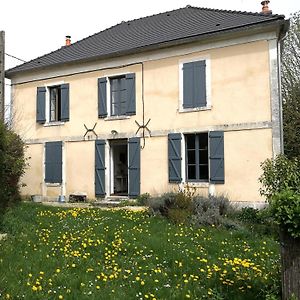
[136, 193, 150, 206]
[0, 203, 281, 300]
[0, 121, 26, 214]
[259, 154, 300, 199]
[282, 11, 300, 159]
[270, 189, 300, 238]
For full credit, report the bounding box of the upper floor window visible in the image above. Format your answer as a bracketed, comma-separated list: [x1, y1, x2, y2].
[49, 86, 62, 122]
[179, 58, 211, 111]
[98, 73, 136, 118]
[36, 83, 69, 124]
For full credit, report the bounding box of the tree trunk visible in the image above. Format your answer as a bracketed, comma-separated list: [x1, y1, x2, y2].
[280, 229, 300, 300]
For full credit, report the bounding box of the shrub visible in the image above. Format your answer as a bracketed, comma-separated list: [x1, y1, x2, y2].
[0, 122, 26, 214]
[136, 193, 150, 206]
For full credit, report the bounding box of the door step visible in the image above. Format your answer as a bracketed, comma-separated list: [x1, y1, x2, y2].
[92, 196, 129, 208]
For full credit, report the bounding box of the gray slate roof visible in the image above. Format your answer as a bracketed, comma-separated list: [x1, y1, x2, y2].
[6, 6, 285, 77]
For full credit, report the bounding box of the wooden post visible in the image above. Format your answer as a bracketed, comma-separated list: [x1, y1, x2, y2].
[280, 230, 300, 300]
[0, 31, 4, 121]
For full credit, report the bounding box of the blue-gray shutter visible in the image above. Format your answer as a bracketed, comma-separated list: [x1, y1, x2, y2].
[128, 137, 140, 197]
[125, 73, 136, 115]
[209, 131, 224, 184]
[60, 84, 69, 122]
[45, 141, 62, 183]
[98, 78, 107, 118]
[95, 140, 106, 197]
[36, 87, 46, 124]
[168, 133, 182, 183]
[183, 61, 206, 108]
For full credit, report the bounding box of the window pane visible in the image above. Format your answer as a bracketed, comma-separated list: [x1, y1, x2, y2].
[199, 149, 208, 164]
[198, 133, 208, 149]
[188, 165, 196, 180]
[50, 88, 58, 121]
[110, 76, 126, 116]
[186, 135, 195, 149]
[199, 165, 209, 180]
[187, 150, 195, 164]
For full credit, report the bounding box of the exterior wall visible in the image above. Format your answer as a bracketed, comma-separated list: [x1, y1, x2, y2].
[14, 38, 276, 203]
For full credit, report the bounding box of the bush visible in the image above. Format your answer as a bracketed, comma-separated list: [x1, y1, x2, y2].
[0, 122, 26, 214]
[136, 193, 150, 206]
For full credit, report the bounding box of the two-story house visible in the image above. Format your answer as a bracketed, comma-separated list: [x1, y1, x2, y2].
[5, 5, 289, 205]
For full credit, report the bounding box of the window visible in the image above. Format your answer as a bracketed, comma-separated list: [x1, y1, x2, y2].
[98, 73, 136, 118]
[110, 76, 127, 116]
[185, 133, 209, 181]
[49, 86, 62, 122]
[45, 141, 62, 183]
[36, 84, 69, 124]
[168, 131, 224, 184]
[180, 58, 210, 110]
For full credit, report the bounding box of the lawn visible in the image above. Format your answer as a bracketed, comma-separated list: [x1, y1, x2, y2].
[0, 203, 280, 299]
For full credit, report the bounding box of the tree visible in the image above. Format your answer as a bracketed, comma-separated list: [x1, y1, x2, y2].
[282, 11, 300, 159]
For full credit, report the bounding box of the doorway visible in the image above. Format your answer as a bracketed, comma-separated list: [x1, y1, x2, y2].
[110, 140, 128, 196]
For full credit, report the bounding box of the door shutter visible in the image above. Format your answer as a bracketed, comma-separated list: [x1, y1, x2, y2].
[45, 141, 62, 183]
[194, 61, 206, 107]
[36, 87, 46, 124]
[125, 73, 136, 115]
[98, 78, 107, 118]
[183, 61, 206, 108]
[60, 84, 69, 122]
[209, 131, 225, 184]
[95, 140, 106, 197]
[168, 133, 182, 183]
[128, 137, 140, 197]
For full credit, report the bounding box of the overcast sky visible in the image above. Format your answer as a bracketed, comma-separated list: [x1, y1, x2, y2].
[1, 0, 299, 71]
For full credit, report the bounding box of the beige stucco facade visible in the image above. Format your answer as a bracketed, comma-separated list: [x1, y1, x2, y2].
[10, 32, 282, 204]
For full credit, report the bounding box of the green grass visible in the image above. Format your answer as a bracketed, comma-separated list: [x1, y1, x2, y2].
[0, 203, 280, 300]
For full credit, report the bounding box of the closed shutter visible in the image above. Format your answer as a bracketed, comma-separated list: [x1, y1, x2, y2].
[45, 141, 62, 183]
[168, 133, 182, 183]
[60, 84, 69, 122]
[95, 140, 106, 197]
[98, 78, 107, 118]
[125, 73, 136, 115]
[183, 61, 206, 108]
[209, 131, 224, 184]
[36, 87, 46, 124]
[128, 137, 140, 197]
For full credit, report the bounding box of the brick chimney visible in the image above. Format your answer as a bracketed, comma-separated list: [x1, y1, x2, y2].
[261, 1, 272, 14]
[65, 35, 71, 46]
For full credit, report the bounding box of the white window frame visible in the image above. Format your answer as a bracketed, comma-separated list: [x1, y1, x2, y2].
[178, 56, 211, 113]
[44, 81, 65, 126]
[104, 71, 131, 121]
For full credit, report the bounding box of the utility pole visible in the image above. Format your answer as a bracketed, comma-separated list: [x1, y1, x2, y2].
[0, 31, 4, 121]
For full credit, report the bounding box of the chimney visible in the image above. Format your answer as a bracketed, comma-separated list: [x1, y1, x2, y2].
[65, 35, 71, 46]
[261, 1, 272, 14]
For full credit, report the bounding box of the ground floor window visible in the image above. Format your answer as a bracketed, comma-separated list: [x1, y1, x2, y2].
[185, 133, 209, 181]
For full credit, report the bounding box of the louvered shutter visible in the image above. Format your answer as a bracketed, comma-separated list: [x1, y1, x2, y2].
[98, 78, 107, 118]
[125, 73, 136, 115]
[60, 84, 69, 122]
[183, 61, 206, 108]
[128, 137, 140, 197]
[45, 141, 62, 183]
[209, 131, 225, 184]
[36, 87, 46, 124]
[95, 140, 106, 197]
[168, 133, 182, 183]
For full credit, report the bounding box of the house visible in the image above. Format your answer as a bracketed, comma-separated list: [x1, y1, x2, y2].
[5, 4, 289, 205]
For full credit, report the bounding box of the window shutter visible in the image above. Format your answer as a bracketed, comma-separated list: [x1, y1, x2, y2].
[168, 133, 182, 183]
[98, 78, 107, 118]
[183, 63, 194, 108]
[194, 61, 206, 107]
[128, 137, 140, 197]
[45, 141, 62, 183]
[183, 61, 206, 108]
[125, 73, 136, 115]
[209, 131, 224, 184]
[36, 87, 46, 124]
[95, 140, 106, 197]
[60, 84, 69, 122]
